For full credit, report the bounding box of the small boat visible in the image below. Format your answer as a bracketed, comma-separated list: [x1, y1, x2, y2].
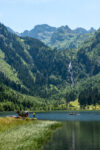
[69, 112, 77, 115]
[69, 112, 80, 115]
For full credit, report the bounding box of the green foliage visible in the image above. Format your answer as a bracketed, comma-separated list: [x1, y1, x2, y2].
[0, 23, 100, 109]
[65, 73, 100, 106]
[0, 23, 76, 100]
[0, 83, 47, 111]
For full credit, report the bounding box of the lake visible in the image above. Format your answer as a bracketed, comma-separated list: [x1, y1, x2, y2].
[43, 121, 100, 150]
[1, 111, 100, 121]
[1, 111, 100, 150]
[37, 111, 100, 150]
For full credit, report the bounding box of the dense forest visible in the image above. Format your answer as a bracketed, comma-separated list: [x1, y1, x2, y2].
[0, 23, 100, 111]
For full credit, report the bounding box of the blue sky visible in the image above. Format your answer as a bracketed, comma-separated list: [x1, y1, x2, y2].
[0, 0, 100, 32]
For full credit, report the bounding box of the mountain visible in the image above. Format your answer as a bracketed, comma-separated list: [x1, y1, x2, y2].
[73, 27, 88, 34]
[77, 29, 100, 76]
[7, 26, 20, 36]
[20, 24, 96, 50]
[66, 29, 100, 105]
[21, 24, 56, 42]
[0, 23, 100, 111]
[0, 23, 73, 111]
[89, 27, 96, 33]
[7, 27, 15, 34]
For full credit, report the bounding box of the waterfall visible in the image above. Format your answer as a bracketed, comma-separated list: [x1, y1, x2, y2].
[68, 61, 74, 87]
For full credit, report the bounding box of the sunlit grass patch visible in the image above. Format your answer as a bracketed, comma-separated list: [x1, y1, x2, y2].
[0, 117, 61, 150]
[0, 117, 33, 133]
[68, 99, 80, 110]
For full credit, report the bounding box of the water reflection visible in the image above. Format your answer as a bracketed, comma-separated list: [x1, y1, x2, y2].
[43, 121, 100, 150]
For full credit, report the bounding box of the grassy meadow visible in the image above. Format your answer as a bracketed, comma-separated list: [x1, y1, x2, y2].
[0, 117, 61, 150]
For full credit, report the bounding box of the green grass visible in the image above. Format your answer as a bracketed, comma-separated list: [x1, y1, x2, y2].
[0, 117, 61, 150]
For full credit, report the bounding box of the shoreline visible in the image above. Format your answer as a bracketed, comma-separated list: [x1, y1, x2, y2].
[0, 109, 100, 114]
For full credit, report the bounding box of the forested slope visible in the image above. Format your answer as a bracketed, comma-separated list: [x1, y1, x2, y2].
[0, 23, 100, 110]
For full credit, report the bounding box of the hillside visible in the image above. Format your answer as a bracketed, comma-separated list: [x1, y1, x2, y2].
[66, 30, 100, 105]
[20, 24, 95, 50]
[0, 23, 100, 110]
[0, 23, 72, 110]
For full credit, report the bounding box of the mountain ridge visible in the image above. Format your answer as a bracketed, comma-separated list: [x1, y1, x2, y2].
[7, 24, 96, 50]
[20, 24, 96, 50]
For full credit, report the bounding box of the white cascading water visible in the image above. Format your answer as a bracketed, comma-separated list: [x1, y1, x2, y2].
[68, 62, 74, 87]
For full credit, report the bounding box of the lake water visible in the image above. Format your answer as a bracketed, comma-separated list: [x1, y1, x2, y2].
[43, 121, 100, 150]
[38, 111, 100, 150]
[35, 111, 100, 121]
[1, 111, 100, 150]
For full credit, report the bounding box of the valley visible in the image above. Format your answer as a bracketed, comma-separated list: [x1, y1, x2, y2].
[0, 23, 100, 111]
